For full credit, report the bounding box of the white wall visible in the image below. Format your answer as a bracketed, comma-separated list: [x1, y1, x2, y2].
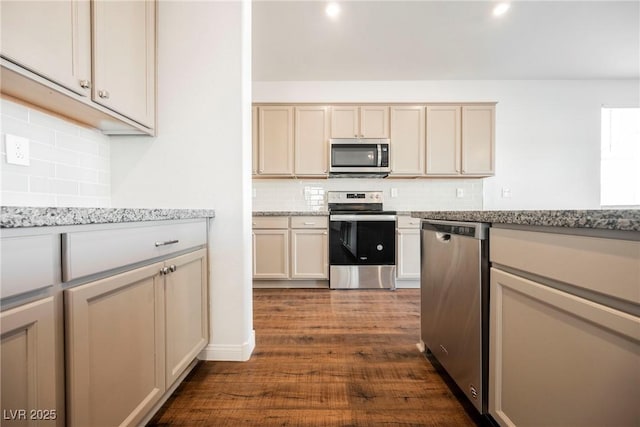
[110, 1, 254, 361]
[0, 97, 111, 207]
[253, 80, 640, 210]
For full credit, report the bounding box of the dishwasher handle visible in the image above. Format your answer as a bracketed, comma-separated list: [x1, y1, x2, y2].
[436, 232, 451, 242]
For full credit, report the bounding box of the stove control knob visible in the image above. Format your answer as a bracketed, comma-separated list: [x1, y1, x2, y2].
[377, 244, 383, 251]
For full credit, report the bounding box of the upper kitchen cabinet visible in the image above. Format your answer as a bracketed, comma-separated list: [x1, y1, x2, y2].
[426, 104, 495, 177]
[461, 105, 495, 176]
[258, 106, 295, 176]
[0, 0, 91, 97]
[331, 106, 390, 138]
[0, 0, 156, 135]
[252, 106, 259, 175]
[426, 105, 461, 175]
[295, 106, 330, 176]
[92, 0, 155, 129]
[390, 106, 426, 176]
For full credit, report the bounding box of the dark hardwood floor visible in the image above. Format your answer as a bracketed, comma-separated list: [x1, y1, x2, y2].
[148, 289, 478, 426]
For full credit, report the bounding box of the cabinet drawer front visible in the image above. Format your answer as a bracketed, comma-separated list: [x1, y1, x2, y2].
[1, 234, 58, 299]
[290, 216, 328, 229]
[490, 228, 640, 304]
[252, 216, 289, 229]
[397, 216, 421, 228]
[63, 220, 206, 282]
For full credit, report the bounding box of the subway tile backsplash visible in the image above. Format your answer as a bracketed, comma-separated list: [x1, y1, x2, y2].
[253, 178, 483, 212]
[0, 97, 111, 207]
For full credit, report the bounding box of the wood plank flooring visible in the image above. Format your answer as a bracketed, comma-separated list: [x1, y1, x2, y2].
[148, 289, 479, 426]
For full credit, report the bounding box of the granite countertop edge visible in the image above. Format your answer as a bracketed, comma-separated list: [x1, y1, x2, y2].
[410, 209, 640, 232]
[253, 211, 329, 216]
[1, 206, 216, 228]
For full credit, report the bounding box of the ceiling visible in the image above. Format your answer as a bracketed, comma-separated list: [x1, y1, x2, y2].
[252, 0, 640, 81]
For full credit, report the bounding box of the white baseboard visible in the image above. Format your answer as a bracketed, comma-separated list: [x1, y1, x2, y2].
[396, 279, 420, 289]
[198, 329, 255, 361]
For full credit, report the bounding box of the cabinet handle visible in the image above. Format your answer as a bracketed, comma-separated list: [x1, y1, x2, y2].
[79, 79, 91, 89]
[169, 264, 177, 273]
[155, 239, 179, 247]
[160, 266, 170, 275]
[98, 90, 110, 99]
[303, 222, 315, 225]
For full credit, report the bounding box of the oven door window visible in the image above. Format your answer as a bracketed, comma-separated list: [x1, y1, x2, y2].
[329, 220, 395, 265]
[331, 144, 378, 167]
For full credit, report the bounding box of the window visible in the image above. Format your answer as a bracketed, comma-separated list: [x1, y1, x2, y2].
[601, 107, 640, 207]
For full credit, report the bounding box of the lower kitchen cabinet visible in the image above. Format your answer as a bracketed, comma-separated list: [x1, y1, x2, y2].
[490, 268, 639, 426]
[489, 227, 640, 427]
[396, 216, 421, 287]
[65, 262, 166, 427]
[252, 229, 290, 279]
[65, 248, 208, 427]
[252, 216, 329, 287]
[291, 228, 328, 279]
[1, 297, 58, 427]
[164, 249, 208, 387]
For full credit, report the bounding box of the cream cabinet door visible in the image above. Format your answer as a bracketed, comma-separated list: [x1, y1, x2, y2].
[490, 268, 640, 427]
[330, 106, 359, 138]
[164, 249, 208, 388]
[291, 229, 328, 279]
[390, 106, 425, 176]
[65, 263, 165, 427]
[258, 106, 294, 175]
[295, 106, 330, 176]
[360, 105, 390, 138]
[252, 229, 290, 279]
[426, 105, 461, 175]
[462, 105, 495, 176]
[397, 228, 420, 279]
[252, 106, 258, 175]
[92, 0, 155, 128]
[1, 297, 58, 427]
[0, 0, 91, 97]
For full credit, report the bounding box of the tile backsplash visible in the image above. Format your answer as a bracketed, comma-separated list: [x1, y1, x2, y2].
[0, 97, 111, 207]
[253, 178, 483, 212]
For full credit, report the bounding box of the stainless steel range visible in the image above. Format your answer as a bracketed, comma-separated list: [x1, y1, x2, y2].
[328, 191, 396, 289]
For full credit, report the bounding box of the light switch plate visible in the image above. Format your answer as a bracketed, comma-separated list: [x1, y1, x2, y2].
[390, 188, 398, 198]
[456, 188, 464, 198]
[5, 134, 30, 166]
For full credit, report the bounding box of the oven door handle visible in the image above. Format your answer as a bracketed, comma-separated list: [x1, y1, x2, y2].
[330, 214, 397, 221]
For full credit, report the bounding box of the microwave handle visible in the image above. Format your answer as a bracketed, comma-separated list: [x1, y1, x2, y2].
[377, 145, 382, 167]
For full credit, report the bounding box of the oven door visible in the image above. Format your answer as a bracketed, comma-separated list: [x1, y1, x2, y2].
[329, 214, 397, 289]
[329, 215, 396, 265]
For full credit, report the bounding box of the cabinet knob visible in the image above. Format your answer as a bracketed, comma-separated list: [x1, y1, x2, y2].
[160, 266, 170, 275]
[98, 90, 110, 99]
[169, 264, 177, 273]
[79, 79, 91, 89]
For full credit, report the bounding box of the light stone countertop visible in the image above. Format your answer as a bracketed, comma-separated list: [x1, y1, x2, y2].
[252, 211, 329, 216]
[411, 209, 640, 232]
[1, 206, 216, 228]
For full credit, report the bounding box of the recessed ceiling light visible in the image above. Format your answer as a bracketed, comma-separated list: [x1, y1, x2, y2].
[493, 2, 510, 17]
[326, 2, 341, 19]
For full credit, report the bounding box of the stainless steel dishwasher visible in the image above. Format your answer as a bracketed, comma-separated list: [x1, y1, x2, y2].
[420, 219, 489, 415]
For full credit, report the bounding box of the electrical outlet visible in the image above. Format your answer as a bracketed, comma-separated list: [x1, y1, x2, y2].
[390, 188, 398, 198]
[502, 187, 512, 198]
[5, 134, 30, 166]
[456, 188, 464, 198]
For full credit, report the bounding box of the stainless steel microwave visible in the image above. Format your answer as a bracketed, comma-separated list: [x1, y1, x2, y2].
[329, 138, 390, 177]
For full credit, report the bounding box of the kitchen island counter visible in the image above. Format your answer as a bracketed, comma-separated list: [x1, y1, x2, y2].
[411, 209, 640, 232]
[1, 206, 215, 228]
